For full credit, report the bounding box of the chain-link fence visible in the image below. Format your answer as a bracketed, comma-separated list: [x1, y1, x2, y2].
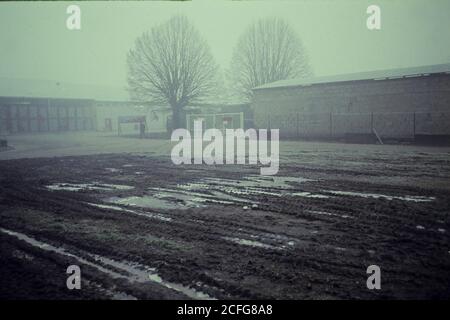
[254, 111, 450, 140]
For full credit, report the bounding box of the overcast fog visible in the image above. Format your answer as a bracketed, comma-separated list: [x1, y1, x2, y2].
[0, 0, 449, 89]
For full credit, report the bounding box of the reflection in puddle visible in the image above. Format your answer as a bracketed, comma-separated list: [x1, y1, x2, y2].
[325, 190, 435, 202]
[47, 182, 134, 192]
[0, 228, 213, 300]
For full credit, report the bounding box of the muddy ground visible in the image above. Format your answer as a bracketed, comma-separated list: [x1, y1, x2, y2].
[0, 151, 449, 300]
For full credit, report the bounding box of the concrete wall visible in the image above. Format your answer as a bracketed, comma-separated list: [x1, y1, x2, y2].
[252, 73, 450, 139]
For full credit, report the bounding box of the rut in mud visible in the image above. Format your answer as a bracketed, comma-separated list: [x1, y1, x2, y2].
[0, 153, 449, 299]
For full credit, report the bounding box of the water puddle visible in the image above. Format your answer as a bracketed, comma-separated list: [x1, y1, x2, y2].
[203, 175, 312, 190]
[292, 192, 330, 199]
[47, 182, 134, 192]
[92, 174, 313, 211]
[324, 190, 435, 202]
[87, 203, 136, 212]
[89, 254, 212, 299]
[105, 187, 245, 211]
[222, 236, 281, 250]
[107, 195, 195, 211]
[133, 175, 313, 210]
[222, 230, 301, 250]
[68, 174, 312, 213]
[307, 210, 353, 219]
[88, 202, 172, 222]
[0, 228, 213, 300]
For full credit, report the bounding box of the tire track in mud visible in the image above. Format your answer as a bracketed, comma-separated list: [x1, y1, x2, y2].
[1, 154, 449, 299]
[0, 228, 214, 300]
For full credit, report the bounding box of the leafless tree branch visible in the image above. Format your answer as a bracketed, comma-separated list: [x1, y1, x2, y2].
[127, 15, 219, 129]
[229, 17, 312, 101]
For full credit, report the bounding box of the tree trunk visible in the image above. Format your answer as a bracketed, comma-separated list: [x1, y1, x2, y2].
[171, 106, 182, 131]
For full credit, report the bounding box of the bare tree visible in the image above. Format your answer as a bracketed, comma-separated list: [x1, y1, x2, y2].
[229, 17, 312, 100]
[127, 15, 219, 130]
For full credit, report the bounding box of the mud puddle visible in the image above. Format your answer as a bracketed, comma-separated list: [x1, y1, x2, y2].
[0, 228, 214, 300]
[222, 236, 281, 250]
[47, 182, 134, 192]
[223, 229, 303, 251]
[87, 203, 172, 222]
[292, 192, 330, 199]
[324, 190, 435, 202]
[201, 175, 312, 191]
[306, 210, 353, 219]
[52, 175, 313, 212]
[122, 175, 314, 210]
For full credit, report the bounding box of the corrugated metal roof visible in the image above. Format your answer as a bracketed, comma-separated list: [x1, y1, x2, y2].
[0, 77, 130, 101]
[253, 63, 450, 90]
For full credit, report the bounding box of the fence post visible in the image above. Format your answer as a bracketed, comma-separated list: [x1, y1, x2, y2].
[56, 105, 60, 131]
[239, 112, 244, 129]
[47, 98, 51, 132]
[371, 112, 374, 132]
[329, 112, 333, 138]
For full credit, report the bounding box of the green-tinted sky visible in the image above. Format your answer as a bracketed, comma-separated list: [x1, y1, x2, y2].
[0, 0, 449, 87]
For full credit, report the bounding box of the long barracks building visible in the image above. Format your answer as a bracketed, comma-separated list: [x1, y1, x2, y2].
[0, 78, 159, 135]
[251, 63, 450, 141]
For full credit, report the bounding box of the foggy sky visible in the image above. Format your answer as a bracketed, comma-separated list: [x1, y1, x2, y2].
[0, 0, 449, 88]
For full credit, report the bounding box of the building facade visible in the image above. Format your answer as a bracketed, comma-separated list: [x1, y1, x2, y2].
[0, 96, 96, 135]
[0, 78, 170, 136]
[251, 64, 450, 139]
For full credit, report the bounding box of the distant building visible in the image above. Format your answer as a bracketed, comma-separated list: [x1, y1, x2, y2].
[0, 78, 170, 136]
[184, 102, 250, 132]
[251, 64, 450, 140]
